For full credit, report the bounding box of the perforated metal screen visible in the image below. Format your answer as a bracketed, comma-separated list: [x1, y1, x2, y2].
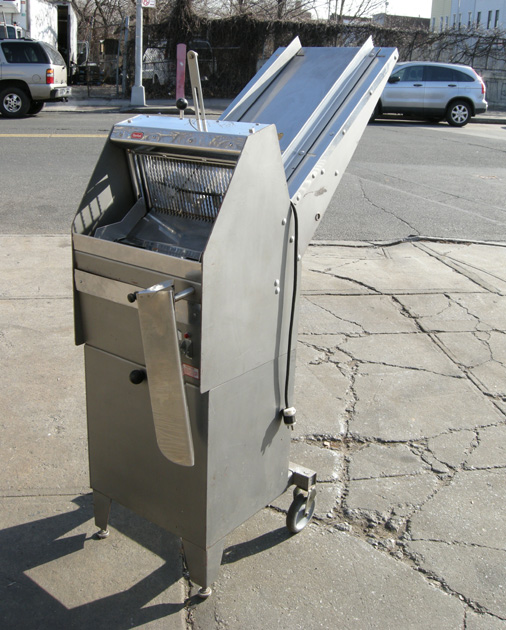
[137, 153, 234, 222]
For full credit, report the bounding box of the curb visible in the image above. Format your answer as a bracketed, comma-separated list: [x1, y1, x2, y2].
[44, 100, 506, 124]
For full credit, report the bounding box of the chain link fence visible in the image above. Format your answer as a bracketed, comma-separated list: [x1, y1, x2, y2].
[78, 16, 506, 107]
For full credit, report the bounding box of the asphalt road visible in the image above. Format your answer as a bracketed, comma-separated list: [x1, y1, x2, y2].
[317, 118, 506, 242]
[1, 112, 505, 241]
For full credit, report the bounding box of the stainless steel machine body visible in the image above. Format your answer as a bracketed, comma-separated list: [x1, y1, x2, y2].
[72, 37, 397, 590]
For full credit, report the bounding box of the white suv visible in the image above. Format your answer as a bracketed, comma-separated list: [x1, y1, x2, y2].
[0, 38, 71, 117]
[374, 61, 488, 127]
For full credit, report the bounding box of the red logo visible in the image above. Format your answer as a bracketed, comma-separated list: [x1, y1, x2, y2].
[131, 132, 144, 139]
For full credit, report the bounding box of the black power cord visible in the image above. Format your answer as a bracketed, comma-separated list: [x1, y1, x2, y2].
[283, 201, 299, 426]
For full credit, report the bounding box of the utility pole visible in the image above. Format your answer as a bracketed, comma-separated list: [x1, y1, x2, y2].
[122, 16, 129, 98]
[130, 0, 146, 107]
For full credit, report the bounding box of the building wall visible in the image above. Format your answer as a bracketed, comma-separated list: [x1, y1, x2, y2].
[431, 0, 453, 30]
[372, 13, 430, 29]
[431, 0, 506, 30]
[28, 0, 57, 46]
[0, 0, 22, 15]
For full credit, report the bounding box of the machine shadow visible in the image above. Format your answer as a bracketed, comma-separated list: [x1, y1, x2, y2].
[222, 525, 292, 566]
[0, 494, 185, 630]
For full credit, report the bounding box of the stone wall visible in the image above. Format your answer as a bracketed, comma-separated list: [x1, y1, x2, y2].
[480, 70, 506, 109]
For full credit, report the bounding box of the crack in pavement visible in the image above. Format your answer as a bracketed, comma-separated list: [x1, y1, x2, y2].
[359, 178, 422, 236]
[306, 267, 381, 294]
[415, 242, 505, 295]
[354, 163, 506, 216]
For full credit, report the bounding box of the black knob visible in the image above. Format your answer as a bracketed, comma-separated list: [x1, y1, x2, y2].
[176, 97, 188, 111]
[127, 292, 137, 303]
[129, 369, 146, 384]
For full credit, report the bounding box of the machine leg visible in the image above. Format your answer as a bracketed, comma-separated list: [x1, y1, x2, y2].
[182, 538, 225, 597]
[93, 489, 112, 538]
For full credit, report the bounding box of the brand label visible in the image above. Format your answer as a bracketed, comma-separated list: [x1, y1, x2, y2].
[183, 363, 200, 381]
[131, 132, 144, 139]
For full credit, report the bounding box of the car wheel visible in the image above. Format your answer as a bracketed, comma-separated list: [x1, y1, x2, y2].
[27, 101, 45, 115]
[446, 100, 471, 127]
[0, 86, 31, 118]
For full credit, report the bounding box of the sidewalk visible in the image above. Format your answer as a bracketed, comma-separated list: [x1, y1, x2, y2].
[1, 235, 505, 629]
[44, 88, 506, 124]
[45, 87, 232, 117]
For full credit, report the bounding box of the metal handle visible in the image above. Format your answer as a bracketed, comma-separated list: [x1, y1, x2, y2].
[136, 280, 195, 467]
[187, 50, 208, 132]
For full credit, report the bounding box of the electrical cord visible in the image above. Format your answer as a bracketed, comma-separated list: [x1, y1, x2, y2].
[284, 201, 299, 423]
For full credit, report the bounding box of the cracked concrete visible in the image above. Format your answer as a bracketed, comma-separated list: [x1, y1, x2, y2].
[2, 237, 506, 629]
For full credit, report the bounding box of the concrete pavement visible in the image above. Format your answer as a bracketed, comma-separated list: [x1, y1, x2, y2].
[1, 234, 506, 629]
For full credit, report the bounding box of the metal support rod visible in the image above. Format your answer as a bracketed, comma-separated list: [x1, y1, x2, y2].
[174, 287, 195, 302]
[187, 50, 208, 132]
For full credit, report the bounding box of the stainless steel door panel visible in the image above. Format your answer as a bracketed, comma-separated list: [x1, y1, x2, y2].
[75, 268, 201, 366]
[74, 268, 200, 326]
[77, 292, 145, 364]
[206, 358, 292, 544]
[85, 346, 209, 543]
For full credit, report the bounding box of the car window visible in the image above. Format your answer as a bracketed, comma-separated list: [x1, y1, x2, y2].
[392, 66, 425, 82]
[453, 69, 475, 82]
[2, 25, 17, 38]
[426, 66, 454, 82]
[1, 42, 47, 64]
[41, 42, 65, 66]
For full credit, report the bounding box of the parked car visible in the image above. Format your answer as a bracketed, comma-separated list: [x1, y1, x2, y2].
[373, 61, 487, 127]
[143, 45, 170, 87]
[0, 38, 71, 117]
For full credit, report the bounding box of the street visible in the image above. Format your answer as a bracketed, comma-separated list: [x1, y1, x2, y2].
[319, 119, 506, 242]
[1, 111, 505, 240]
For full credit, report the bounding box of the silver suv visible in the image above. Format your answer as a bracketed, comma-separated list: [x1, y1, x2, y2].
[0, 38, 71, 117]
[375, 61, 488, 127]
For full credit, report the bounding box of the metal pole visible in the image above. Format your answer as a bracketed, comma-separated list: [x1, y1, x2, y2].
[130, 0, 146, 107]
[1, 11, 8, 38]
[122, 17, 129, 98]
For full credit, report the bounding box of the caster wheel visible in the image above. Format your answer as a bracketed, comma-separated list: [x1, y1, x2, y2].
[198, 586, 212, 599]
[97, 528, 110, 539]
[286, 491, 316, 534]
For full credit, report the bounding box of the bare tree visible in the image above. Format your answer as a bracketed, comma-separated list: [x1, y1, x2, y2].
[330, 0, 385, 24]
[212, 0, 317, 20]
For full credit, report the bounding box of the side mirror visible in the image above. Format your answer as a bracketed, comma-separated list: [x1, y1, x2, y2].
[388, 76, 401, 84]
